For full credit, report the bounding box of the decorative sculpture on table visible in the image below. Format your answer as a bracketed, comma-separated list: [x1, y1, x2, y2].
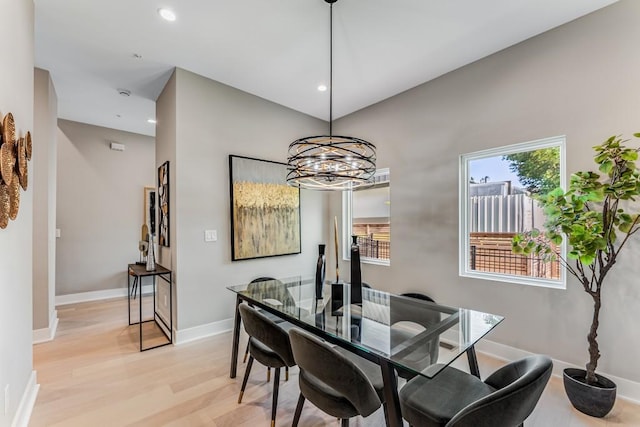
[331, 217, 343, 313]
[315, 244, 326, 299]
[350, 235, 363, 305]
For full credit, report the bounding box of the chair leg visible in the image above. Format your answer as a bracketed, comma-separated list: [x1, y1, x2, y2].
[341, 419, 349, 427]
[292, 393, 305, 427]
[238, 356, 254, 404]
[382, 401, 390, 426]
[270, 368, 281, 427]
[243, 341, 249, 363]
[285, 366, 289, 381]
[267, 367, 271, 382]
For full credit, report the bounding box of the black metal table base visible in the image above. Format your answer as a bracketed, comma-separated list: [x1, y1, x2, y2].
[127, 264, 173, 352]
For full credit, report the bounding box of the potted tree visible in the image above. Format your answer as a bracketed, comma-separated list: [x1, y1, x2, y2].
[512, 133, 640, 417]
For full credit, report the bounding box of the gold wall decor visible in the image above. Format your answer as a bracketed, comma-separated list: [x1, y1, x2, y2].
[0, 112, 33, 229]
[229, 155, 301, 261]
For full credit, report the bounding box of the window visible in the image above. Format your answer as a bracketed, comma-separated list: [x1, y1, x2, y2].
[459, 137, 566, 288]
[343, 169, 390, 265]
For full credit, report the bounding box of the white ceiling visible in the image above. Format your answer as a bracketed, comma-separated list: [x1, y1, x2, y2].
[35, 0, 618, 137]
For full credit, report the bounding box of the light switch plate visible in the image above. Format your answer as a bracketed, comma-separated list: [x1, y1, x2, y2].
[204, 230, 217, 242]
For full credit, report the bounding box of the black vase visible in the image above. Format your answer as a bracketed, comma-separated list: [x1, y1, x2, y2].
[315, 244, 326, 299]
[350, 235, 362, 305]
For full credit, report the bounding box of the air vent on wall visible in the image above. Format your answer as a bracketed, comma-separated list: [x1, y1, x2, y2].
[110, 142, 125, 151]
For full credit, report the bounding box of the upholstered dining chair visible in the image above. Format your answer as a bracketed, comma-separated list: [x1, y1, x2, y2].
[243, 277, 294, 381]
[392, 292, 439, 380]
[288, 328, 386, 427]
[237, 304, 296, 427]
[399, 355, 553, 427]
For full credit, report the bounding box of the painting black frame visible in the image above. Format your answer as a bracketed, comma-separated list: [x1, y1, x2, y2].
[229, 155, 301, 261]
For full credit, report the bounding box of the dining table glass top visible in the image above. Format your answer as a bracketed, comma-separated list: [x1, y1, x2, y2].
[227, 276, 503, 379]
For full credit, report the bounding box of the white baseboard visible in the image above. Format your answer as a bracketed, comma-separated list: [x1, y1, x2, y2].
[174, 318, 234, 345]
[33, 310, 58, 344]
[56, 284, 153, 306]
[11, 371, 39, 427]
[475, 339, 640, 405]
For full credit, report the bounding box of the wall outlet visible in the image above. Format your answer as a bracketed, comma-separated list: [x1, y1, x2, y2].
[204, 230, 217, 242]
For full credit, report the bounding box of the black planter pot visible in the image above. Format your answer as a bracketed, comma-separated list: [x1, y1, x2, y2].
[563, 368, 616, 418]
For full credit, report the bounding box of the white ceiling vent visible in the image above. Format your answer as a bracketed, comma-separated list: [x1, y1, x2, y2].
[110, 142, 125, 151]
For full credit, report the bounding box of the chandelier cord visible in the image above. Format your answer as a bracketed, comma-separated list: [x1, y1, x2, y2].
[329, 1, 333, 137]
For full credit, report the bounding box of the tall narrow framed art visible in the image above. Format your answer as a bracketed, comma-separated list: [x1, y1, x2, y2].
[158, 161, 170, 247]
[229, 155, 301, 261]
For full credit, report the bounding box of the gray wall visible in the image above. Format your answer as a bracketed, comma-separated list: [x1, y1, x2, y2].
[56, 120, 155, 295]
[0, 0, 35, 424]
[156, 68, 329, 331]
[333, 0, 640, 382]
[33, 68, 58, 331]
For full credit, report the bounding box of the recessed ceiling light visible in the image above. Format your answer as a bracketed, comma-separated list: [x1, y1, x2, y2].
[147, 119, 157, 124]
[317, 84, 328, 92]
[158, 8, 176, 22]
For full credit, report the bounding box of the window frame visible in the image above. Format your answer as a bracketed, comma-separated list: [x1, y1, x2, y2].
[458, 136, 566, 289]
[342, 168, 391, 266]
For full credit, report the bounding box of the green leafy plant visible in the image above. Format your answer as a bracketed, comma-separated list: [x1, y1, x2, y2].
[512, 133, 640, 385]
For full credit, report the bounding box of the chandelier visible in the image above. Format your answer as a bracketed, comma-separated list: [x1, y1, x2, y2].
[286, 0, 376, 191]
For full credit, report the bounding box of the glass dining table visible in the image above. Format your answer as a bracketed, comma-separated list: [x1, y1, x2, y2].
[227, 277, 504, 427]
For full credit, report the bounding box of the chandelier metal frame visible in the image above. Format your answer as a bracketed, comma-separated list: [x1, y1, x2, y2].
[286, 0, 376, 190]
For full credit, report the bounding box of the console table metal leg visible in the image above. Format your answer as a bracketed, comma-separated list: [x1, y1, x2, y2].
[380, 360, 402, 427]
[467, 346, 481, 378]
[127, 274, 131, 325]
[230, 294, 242, 378]
[169, 272, 173, 343]
[139, 275, 143, 351]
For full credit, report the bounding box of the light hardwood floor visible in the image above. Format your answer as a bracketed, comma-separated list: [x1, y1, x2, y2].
[30, 298, 640, 426]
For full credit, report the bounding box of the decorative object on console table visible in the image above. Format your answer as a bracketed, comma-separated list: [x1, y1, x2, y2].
[350, 235, 362, 305]
[157, 161, 170, 247]
[146, 233, 156, 271]
[143, 186, 156, 236]
[513, 132, 640, 418]
[229, 155, 301, 261]
[315, 244, 326, 299]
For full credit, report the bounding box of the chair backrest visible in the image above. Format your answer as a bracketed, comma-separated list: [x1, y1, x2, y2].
[446, 355, 553, 427]
[391, 293, 440, 367]
[238, 304, 296, 367]
[247, 277, 295, 309]
[400, 292, 434, 302]
[289, 328, 382, 417]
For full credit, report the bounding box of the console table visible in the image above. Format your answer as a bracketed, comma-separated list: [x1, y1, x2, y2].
[127, 263, 173, 351]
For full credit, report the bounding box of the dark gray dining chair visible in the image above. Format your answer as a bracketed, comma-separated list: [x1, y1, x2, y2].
[243, 277, 294, 381]
[399, 355, 553, 427]
[237, 304, 296, 427]
[289, 328, 386, 427]
[392, 292, 439, 380]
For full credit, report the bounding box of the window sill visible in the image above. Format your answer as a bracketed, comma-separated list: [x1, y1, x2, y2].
[459, 270, 565, 289]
